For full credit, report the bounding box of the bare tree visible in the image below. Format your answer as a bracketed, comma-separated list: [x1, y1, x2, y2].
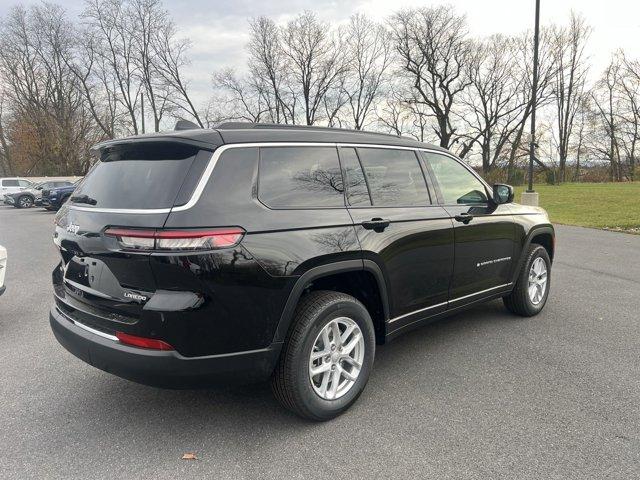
[0, 4, 99, 175]
[0, 92, 13, 174]
[212, 69, 271, 123]
[590, 51, 640, 181]
[247, 16, 295, 123]
[551, 12, 591, 182]
[506, 27, 557, 180]
[591, 56, 622, 180]
[617, 53, 640, 180]
[389, 6, 471, 149]
[341, 14, 392, 130]
[130, 0, 169, 132]
[152, 21, 203, 127]
[82, 0, 141, 134]
[459, 35, 528, 172]
[280, 11, 349, 125]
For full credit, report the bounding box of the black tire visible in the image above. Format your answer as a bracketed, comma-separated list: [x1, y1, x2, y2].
[271, 290, 375, 421]
[16, 195, 33, 209]
[503, 244, 551, 316]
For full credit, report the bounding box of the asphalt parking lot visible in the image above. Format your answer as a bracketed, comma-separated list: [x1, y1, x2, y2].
[0, 205, 638, 479]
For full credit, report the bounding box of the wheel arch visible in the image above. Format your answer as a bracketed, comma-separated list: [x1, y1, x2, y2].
[273, 260, 390, 345]
[512, 225, 555, 283]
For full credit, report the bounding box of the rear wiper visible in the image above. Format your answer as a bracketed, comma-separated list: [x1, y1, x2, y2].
[70, 194, 97, 205]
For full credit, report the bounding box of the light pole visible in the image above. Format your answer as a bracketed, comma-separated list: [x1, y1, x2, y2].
[523, 0, 541, 206]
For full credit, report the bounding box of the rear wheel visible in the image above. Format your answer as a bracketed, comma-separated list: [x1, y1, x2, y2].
[271, 290, 375, 421]
[503, 244, 551, 316]
[16, 195, 33, 208]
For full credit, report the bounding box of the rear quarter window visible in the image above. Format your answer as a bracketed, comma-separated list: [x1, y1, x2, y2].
[258, 146, 344, 208]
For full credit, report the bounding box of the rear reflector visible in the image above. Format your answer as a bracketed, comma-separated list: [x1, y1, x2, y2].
[104, 227, 245, 251]
[115, 331, 174, 351]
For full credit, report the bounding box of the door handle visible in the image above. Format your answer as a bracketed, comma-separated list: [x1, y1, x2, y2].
[362, 218, 390, 232]
[454, 212, 474, 224]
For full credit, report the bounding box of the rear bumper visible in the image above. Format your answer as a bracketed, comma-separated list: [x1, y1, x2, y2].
[50, 306, 281, 388]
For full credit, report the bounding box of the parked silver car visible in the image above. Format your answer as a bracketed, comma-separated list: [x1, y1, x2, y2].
[0, 178, 33, 201]
[3, 180, 73, 208]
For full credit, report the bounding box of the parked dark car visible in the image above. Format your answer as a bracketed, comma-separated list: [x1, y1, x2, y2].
[49, 123, 554, 420]
[42, 181, 79, 211]
[4, 180, 73, 208]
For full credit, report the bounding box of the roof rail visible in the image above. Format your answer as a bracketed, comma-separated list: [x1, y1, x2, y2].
[214, 122, 401, 138]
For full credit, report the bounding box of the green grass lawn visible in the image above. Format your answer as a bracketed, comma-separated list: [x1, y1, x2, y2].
[514, 182, 640, 233]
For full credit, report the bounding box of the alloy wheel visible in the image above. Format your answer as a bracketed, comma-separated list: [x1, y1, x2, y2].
[308, 317, 365, 400]
[528, 257, 548, 305]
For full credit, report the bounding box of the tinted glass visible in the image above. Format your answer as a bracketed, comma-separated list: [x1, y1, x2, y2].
[2, 179, 19, 187]
[71, 143, 200, 209]
[357, 148, 429, 206]
[340, 148, 371, 206]
[425, 152, 488, 204]
[259, 147, 344, 208]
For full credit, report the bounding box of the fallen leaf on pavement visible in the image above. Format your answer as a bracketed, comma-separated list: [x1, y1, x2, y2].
[182, 453, 197, 460]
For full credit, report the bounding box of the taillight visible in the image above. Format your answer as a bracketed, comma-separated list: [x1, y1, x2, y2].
[116, 331, 174, 351]
[104, 228, 156, 250]
[104, 227, 245, 251]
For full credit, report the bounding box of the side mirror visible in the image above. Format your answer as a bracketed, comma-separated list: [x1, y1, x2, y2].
[492, 184, 514, 204]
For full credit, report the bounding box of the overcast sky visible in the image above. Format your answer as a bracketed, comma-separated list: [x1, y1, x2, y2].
[1, 0, 639, 106]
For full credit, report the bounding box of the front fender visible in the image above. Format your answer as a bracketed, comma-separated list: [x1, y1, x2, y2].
[511, 224, 555, 283]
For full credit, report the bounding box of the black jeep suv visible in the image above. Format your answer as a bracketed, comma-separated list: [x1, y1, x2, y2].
[50, 124, 554, 420]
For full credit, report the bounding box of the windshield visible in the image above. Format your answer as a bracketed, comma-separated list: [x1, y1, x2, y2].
[71, 143, 201, 210]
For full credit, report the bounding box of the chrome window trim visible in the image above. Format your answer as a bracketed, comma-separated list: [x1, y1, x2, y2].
[66, 141, 482, 214]
[68, 205, 173, 214]
[388, 282, 513, 324]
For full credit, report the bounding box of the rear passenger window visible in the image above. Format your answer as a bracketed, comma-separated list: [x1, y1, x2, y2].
[259, 147, 344, 208]
[357, 148, 429, 206]
[340, 148, 371, 206]
[2, 179, 19, 187]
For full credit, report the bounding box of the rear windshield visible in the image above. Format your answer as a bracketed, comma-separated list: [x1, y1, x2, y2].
[71, 143, 200, 210]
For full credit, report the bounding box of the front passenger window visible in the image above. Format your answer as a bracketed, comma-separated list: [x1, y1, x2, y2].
[425, 153, 488, 205]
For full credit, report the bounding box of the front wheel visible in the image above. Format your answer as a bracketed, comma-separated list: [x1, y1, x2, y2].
[271, 291, 375, 421]
[503, 244, 551, 316]
[16, 195, 33, 208]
